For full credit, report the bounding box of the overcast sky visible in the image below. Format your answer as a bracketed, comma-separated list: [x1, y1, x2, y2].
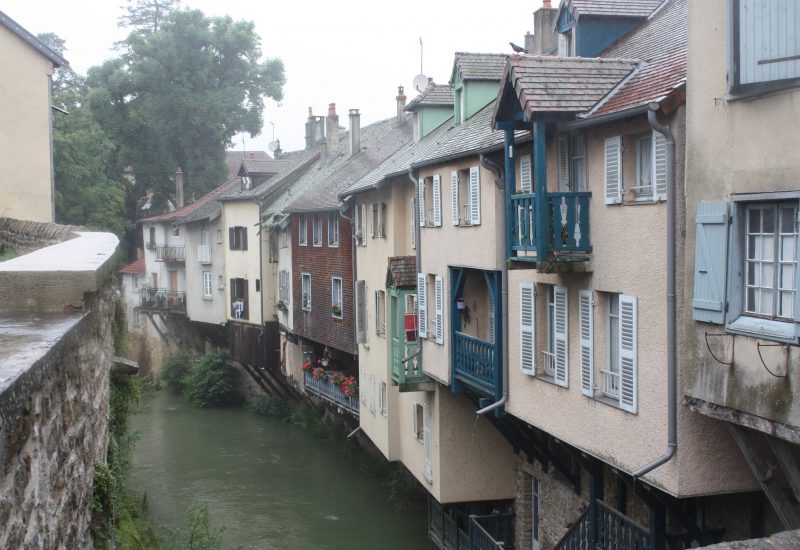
[4, 0, 543, 153]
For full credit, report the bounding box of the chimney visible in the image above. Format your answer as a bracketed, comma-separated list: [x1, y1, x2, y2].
[305, 107, 315, 149]
[543, 0, 551, 7]
[525, 32, 535, 54]
[175, 166, 184, 208]
[326, 103, 340, 159]
[396, 86, 407, 122]
[349, 109, 361, 156]
[533, 1, 559, 55]
[274, 139, 282, 158]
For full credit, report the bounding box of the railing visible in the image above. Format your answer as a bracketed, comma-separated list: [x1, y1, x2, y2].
[601, 369, 620, 399]
[392, 336, 425, 385]
[166, 291, 186, 312]
[428, 498, 469, 550]
[541, 350, 556, 378]
[155, 245, 185, 262]
[554, 500, 649, 550]
[197, 244, 212, 264]
[553, 506, 590, 550]
[145, 241, 156, 250]
[303, 370, 359, 415]
[139, 288, 185, 313]
[509, 191, 592, 260]
[453, 331, 498, 397]
[469, 514, 514, 550]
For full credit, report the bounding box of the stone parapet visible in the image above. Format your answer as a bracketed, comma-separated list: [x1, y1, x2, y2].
[0, 217, 86, 256]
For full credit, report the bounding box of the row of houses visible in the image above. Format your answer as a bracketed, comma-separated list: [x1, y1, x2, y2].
[120, 0, 800, 548]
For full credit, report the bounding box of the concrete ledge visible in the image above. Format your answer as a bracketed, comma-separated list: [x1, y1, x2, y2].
[0, 232, 119, 312]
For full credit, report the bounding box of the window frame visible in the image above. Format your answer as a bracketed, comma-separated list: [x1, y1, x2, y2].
[229, 226, 248, 251]
[202, 271, 213, 298]
[328, 213, 339, 247]
[301, 272, 312, 311]
[375, 289, 386, 336]
[298, 214, 308, 246]
[312, 214, 323, 247]
[331, 276, 343, 319]
[633, 134, 653, 200]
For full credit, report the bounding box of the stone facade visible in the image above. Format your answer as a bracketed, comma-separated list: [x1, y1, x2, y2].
[0, 217, 86, 256]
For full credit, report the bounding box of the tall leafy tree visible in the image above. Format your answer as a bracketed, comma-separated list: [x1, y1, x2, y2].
[118, 0, 181, 36]
[89, 9, 285, 210]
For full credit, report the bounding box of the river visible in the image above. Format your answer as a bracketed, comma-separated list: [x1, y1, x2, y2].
[129, 391, 436, 549]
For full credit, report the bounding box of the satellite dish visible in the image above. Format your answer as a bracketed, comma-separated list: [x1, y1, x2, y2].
[413, 73, 429, 92]
[267, 141, 279, 153]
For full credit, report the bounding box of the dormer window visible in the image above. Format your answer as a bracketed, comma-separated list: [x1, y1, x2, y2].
[558, 29, 575, 57]
[241, 176, 251, 190]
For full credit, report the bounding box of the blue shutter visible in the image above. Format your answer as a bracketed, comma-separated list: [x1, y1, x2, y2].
[692, 202, 730, 324]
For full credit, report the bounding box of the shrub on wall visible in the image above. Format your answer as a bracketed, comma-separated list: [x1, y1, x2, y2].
[160, 352, 191, 392]
[183, 350, 240, 408]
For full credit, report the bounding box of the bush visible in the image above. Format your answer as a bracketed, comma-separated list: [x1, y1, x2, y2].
[160, 352, 191, 392]
[248, 396, 292, 421]
[182, 350, 239, 408]
[163, 503, 223, 550]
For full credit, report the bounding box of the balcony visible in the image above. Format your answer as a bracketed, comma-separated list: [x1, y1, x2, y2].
[139, 288, 186, 313]
[303, 370, 359, 416]
[392, 336, 431, 391]
[509, 191, 592, 263]
[428, 498, 514, 550]
[197, 244, 212, 264]
[155, 245, 185, 262]
[453, 332, 499, 398]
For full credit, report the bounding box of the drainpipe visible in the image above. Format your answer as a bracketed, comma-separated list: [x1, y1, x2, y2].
[476, 130, 514, 415]
[401, 169, 422, 365]
[633, 103, 677, 481]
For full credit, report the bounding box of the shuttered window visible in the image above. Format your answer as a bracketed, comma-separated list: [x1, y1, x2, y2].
[451, 171, 460, 226]
[360, 369, 367, 405]
[417, 273, 428, 338]
[301, 273, 311, 311]
[579, 289, 594, 397]
[434, 275, 444, 345]
[520, 154, 532, 193]
[653, 131, 668, 201]
[369, 374, 376, 415]
[423, 402, 433, 482]
[553, 286, 569, 387]
[619, 294, 638, 413]
[375, 289, 386, 336]
[432, 175, 442, 227]
[693, 202, 730, 324]
[379, 381, 387, 416]
[356, 280, 368, 343]
[413, 403, 423, 441]
[360, 204, 368, 246]
[557, 135, 570, 192]
[298, 215, 307, 246]
[469, 166, 481, 225]
[410, 198, 417, 249]
[520, 283, 536, 375]
[604, 136, 622, 204]
[418, 178, 426, 227]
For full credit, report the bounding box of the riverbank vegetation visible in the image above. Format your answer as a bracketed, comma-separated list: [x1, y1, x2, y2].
[161, 350, 240, 407]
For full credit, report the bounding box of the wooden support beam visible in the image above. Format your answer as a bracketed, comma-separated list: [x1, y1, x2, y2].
[769, 438, 800, 504]
[686, 396, 800, 445]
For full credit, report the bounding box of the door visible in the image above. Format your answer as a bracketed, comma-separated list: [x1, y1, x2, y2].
[168, 270, 178, 292]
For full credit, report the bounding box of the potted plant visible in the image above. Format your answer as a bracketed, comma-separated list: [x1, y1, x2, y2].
[331, 303, 342, 317]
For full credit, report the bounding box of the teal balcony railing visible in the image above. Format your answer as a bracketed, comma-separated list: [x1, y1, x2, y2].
[392, 336, 427, 386]
[453, 331, 498, 398]
[510, 191, 592, 261]
[303, 370, 359, 416]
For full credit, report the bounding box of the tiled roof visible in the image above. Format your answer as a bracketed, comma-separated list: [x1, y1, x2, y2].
[221, 147, 321, 202]
[0, 10, 68, 67]
[503, 56, 639, 118]
[404, 84, 454, 111]
[583, 0, 686, 119]
[286, 116, 413, 212]
[239, 158, 298, 175]
[566, 0, 664, 18]
[453, 52, 508, 82]
[119, 257, 145, 275]
[389, 256, 417, 288]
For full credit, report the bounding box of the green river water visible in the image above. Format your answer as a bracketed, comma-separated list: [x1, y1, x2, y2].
[129, 391, 436, 550]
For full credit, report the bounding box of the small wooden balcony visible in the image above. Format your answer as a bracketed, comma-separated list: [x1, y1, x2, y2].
[155, 245, 185, 263]
[392, 336, 432, 391]
[303, 370, 359, 416]
[453, 332, 499, 399]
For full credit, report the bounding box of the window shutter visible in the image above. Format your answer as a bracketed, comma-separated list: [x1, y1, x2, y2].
[417, 273, 428, 338]
[418, 179, 426, 227]
[410, 199, 417, 249]
[451, 171, 460, 226]
[378, 381, 384, 415]
[360, 369, 367, 405]
[652, 130, 668, 201]
[374, 290, 380, 335]
[557, 135, 570, 191]
[619, 294, 637, 413]
[554, 285, 569, 387]
[469, 166, 481, 225]
[228, 227, 235, 249]
[488, 295, 495, 344]
[380, 203, 386, 237]
[520, 154, 532, 193]
[557, 32, 568, 56]
[692, 202, 729, 324]
[369, 203, 375, 237]
[604, 136, 622, 204]
[369, 374, 376, 414]
[360, 204, 368, 245]
[433, 175, 442, 227]
[434, 275, 444, 345]
[356, 280, 367, 343]
[520, 283, 536, 375]
[423, 402, 432, 482]
[579, 289, 594, 397]
[412, 402, 418, 438]
[242, 228, 248, 250]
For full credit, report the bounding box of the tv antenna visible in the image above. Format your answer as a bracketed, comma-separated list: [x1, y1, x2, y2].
[412, 37, 428, 92]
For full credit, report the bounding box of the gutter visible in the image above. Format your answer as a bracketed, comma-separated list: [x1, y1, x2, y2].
[633, 103, 677, 481]
[476, 151, 508, 415]
[567, 104, 651, 130]
[340, 202, 360, 351]
[400, 168, 423, 366]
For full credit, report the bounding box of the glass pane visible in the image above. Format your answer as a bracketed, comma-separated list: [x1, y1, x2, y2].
[781, 236, 797, 262]
[748, 207, 761, 233]
[763, 207, 775, 234]
[780, 206, 796, 234]
[747, 262, 756, 285]
[779, 291, 794, 319]
[762, 236, 775, 262]
[759, 288, 773, 315]
[761, 262, 774, 288]
[781, 264, 795, 290]
[747, 235, 757, 260]
[746, 287, 756, 312]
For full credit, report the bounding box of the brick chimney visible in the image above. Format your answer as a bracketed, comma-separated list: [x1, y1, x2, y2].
[349, 109, 361, 156]
[326, 103, 340, 159]
[533, 0, 558, 55]
[396, 86, 407, 122]
[175, 166, 184, 208]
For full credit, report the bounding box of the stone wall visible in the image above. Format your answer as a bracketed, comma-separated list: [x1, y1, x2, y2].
[0, 217, 86, 255]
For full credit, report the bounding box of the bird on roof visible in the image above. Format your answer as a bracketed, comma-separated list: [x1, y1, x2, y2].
[509, 42, 528, 54]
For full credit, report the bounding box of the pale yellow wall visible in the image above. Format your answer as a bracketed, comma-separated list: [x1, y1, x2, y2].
[276, 225, 293, 331]
[418, 158, 505, 383]
[222, 200, 262, 325]
[0, 24, 55, 222]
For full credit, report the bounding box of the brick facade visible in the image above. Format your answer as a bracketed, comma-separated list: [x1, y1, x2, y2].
[291, 210, 356, 355]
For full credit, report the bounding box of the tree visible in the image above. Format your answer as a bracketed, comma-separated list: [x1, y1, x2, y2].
[88, 9, 285, 210]
[118, 0, 181, 37]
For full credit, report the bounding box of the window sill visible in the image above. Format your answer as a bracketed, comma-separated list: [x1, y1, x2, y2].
[328, 243, 339, 248]
[534, 372, 567, 389]
[202, 296, 213, 301]
[727, 316, 798, 344]
[727, 79, 800, 103]
[623, 198, 663, 206]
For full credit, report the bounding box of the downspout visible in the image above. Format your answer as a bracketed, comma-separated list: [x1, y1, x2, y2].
[256, 200, 265, 349]
[340, 204, 359, 351]
[476, 130, 514, 415]
[401, 169, 422, 365]
[633, 103, 677, 480]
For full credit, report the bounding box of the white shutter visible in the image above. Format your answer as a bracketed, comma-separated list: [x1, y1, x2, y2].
[412, 402, 419, 439]
[417, 273, 428, 338]
[432, 175, 442, 227]
[418, 178, 426, 227]
[557, 135, 570, 192]
[410, 198, 417, 249]
[360, 369, 367, 405]
[619, 294, 638, 413]
[469, 166, 481, 225]
[378, 381, 384, 414]
[360, 204, 368, 245]
[374, 290, 380, 335]
[423, 402, 432, 482]
[451, 171, 460, 226]
[434, 275, 444, 345]
[604, 136, 622, 204]
[553, 285, 569, 387]
[579, 289, 594, 397]
[356, 280, 367, 343]
[520, 154, 532, 193]
[369, 373, 376, 414]
[369, 203, 375, 237]
[652, 130, 668, 201]
[520, 283, 536, 375]
[557, 32, 568, 56]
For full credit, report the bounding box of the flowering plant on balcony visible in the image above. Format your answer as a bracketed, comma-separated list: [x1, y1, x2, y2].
[302, 361, 313, 371]
[312, 366, 326, 380]
[339, 376, 358, 397]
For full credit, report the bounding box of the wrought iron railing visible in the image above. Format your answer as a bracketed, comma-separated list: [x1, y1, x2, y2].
[303, 370, 359, 415]
[453, 331, 498, 397]
[166, 291, 186, 312]
[554, 500, 649, 550]
[553, 505, 590, 550]
[139, 288, 185, 312]
[197, 244, 212, 264]
[509, 191, 592, 260]
[469, 514, 515, 550]
[155, 245, 185, 262]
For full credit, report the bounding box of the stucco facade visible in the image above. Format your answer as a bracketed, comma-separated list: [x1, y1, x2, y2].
[183, 219, 227, 325]
[221, 200, 262, 325]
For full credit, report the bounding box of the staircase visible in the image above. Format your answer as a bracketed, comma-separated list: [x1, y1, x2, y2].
[554, 500, 649, 550]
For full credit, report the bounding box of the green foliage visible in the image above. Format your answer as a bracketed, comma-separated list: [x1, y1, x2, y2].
[162, 503, 223, 550]
[247, 396, 292, 421]
[182, 350, 240, 408]
[119, 0, 181, 37]
[113, 299, 129, 356]
[160, 352, 191, 392]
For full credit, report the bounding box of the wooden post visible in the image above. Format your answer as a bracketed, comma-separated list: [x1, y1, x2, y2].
[533, 120, 549, 261]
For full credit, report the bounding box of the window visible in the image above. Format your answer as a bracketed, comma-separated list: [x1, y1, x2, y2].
[418, 175, 442, 227]
[413, 403, 424, 442]
[278, 270, 290, 303]
[379, 381, 387, 416]
[301, 272, 311, 311]
[369, 373, 376, 415]
[148, 226, 156, 248]
[280, 228, 289, 248]
[519, 154, 532, 193]
[409, 198, 416, 249]
[241, 175, 251, 190]
[360, 369, 367, 405]
[356, 204, 368, 246]
[531, 285, 567, 387]
[603, 294, 621, 400]
[331, 277, 343, 318]
[171, 224, 180, 237]
[228, 226, 248, 250]
[558, 134, 586, 193]
[312, 214, 322, 246]
[328, 213, 339, 247]
[216, 228, 223, 244]
[255, 279, 261, 292]
[217, 275, 224, 290]
[634, 134, 652, 198]
[729, 0, 800, 95]
[417, 273, 442, 344]
[230, 278, 248, 319]
[356, 280, 368, 343]
[375, 290, 386, 336]
[298, 214, 307, 246]
[558, 28, 575, 56]
[369, 203, 386, 238]
[694, 197, 800, 343]
[450, 167, 481, 226]
[268, 231, 278, 263]
[202, 271, 212, 298]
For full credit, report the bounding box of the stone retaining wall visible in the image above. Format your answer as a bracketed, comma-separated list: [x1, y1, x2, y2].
[0, 217, 86, 256]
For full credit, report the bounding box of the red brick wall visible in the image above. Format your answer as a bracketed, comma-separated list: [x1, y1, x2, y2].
[291, 211, 356, 355]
